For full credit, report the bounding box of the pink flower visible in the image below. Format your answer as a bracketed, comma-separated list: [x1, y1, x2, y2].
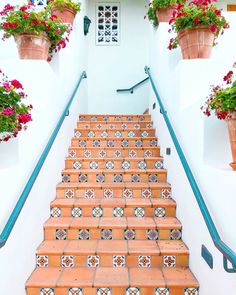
[18, 113, 32, 124]
[1, 108, 14, 116]
[209, 24, 217, 33]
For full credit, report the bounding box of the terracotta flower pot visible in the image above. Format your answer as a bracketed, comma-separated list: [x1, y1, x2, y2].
[226, 112, 236, 170]
[177, 26, 215, 59]
[14, 32, 50, 60]
[156, 6, 176, 23]
[52, 5, 76, 25]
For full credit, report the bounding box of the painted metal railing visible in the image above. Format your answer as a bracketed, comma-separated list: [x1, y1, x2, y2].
[0, 71, 87, 249]
[145, 66, 236, 273]
[116, 77, 149, 94]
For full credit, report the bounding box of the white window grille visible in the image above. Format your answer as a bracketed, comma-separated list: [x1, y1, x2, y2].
[96, 3, 120, 45]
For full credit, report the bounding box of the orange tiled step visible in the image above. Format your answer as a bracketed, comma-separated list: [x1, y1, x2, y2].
[65, 157, 164, 170]
[56, 182, 172, 199]
[50, 198, 176, 218]
[79, 114, 151, 121]
[71, 137, 158, 148]
[73, 128, 156, 138]
[26, 267, 199, 295]
[43, 217, 182, 241]
[35, 240, 189, 268]
[67, 147, 161, 158]
[77, 121, 154, 129]
[61, 169, 167, 183]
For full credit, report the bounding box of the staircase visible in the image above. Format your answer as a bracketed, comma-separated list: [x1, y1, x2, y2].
[26, 114, 199, 295]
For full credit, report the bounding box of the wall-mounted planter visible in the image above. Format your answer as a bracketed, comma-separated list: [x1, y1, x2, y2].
[14, 32, 51, 60]
[52, 5, 76, 25]
[0, 136, 19, 168]
[177, 26, 215, 59]
[226, 112, 236, 170]
[156, 6, 176, 23]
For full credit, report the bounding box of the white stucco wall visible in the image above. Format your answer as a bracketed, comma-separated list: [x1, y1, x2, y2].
[86, 0, 150, 114]
[0, 1, 88, 293]
[148, 12, 236, 295]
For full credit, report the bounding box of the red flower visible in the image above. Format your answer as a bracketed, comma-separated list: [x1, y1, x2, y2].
[18, 113, 32, 124]
[23, 12, 30, 19]
[20, 6, 27, 12]
[33, 18, 40, 25]
[11, 79, 23, 89]
[194, 17, 200, 24]
[214, 9, 221, 16]
[209, 24, 217, 33]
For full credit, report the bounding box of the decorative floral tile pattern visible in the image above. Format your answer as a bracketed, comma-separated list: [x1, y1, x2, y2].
[114, 150, 122, 157]
[36, 255, 49, 268]
[101, 229, 113, 240]
[97, 288, 111, 295]
[62, 174, 70, 183]
[79, 116, 85, 121]
[122, 160, 131, 170]
[68, 150, 76, 158]
[150, 139, 158, 147]
[135, 140, 143, 147]
[121, 140, 129, 147]
[163, 255, 176, 267]
[161, 189, 171, 199]
[113, 207, 124, 217]
[134, 123, 140, 129]
[146, 123, 153, 128]
[84, 150, 92, 158]
[50, 207, 61, 218]
[138, 161, 147, 169]
[127, 117, 133, 121]
[142, 189, 151, 199]
[138, 255, 151, 268]
[124, 229, 136, 240]
[56, 229, 67, 240]
[134, 207, 145, 217]
[90, 161, 99, 169]
[84, 189, 95, 199]
[104, 189, 114, 199]
[146, 229, 159, 240]
[87, 255, 100, 268]
[65, 189, 75, 199]
[115, 117, 121, 121]
[184, 288, 199, 295]
[93, 140, 101, 147]
[72, 207, 82, 217]
[106, 161, 115, 169]
[109, 124, 115, 129]
[96, 174, 105, 183]
[123, 189, 133, 199]
[101, 131, 108, 138]
[92, 207, 103, 217]
[78, 229, 90, 240]
[113, 255, 126, 267]
[121, 123, 127, 129]
[148, 174, 158, 183]
[99, 150, 107, 158]
[129, 150, 137, 158]
[141, 131, 149, 138]
[114, 174, 123, 182]
[73, 161, 82, 170]
[103, 116, 109, 122]
[91, 116, 97, 122]
[155, 208, 166, 218]
[88, 131, 95, 138]
[115, 131, 122, 138]
[131, 174, 140, 182]
[78, 174, 88, 183]
[61, 256, 74, 268]
[74, 131, 81, 138]
[128, 131, 135, 137]
[68, 288, 83, 295]
[107, 140, 115, 147]
[170, 229, 182, 240]
[126, 287, 140, 295]
[40, 288, 54, 295]
[78, 140, 86, 147]
[155, 288, 170, 295]
[155, 161, 163, 169]
[96, 124, 103, 129]
[144, 150, 153, 157]
[139, 117, 144, 121]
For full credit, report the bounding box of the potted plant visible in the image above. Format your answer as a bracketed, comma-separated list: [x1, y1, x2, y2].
[168, 0, 229, 59]
[201, 65, 236, 170]
[0, 3, 70, 61]
[0, 69, 32, 143]
[146, 0, 186, 27]
[48, 0, 81, 25]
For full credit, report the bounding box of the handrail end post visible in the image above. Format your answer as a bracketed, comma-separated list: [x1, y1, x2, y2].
[223, 256, 236, 273]
[0, 239, 6, 248]
[83, 71, 87, 79]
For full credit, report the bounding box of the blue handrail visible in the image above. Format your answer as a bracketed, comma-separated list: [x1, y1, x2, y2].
[117, 77, 149, 94]
[0, 71, 87, 248]
[145, 66, 236, 273]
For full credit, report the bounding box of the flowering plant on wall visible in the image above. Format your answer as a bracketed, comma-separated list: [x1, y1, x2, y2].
[48, 0, 81, 12]
[201, 65, 236, 120]
[0, 3, 70, 60]
[168, 0, 229, 50]
[146, 0, 186, 27]
[0, 70, 32, 142]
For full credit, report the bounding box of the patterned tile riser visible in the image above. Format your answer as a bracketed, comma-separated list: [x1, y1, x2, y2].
[73, 130, 156, 138]
[71, 139, 158, 148]
[44, 228, 182, 241]
[36, 254, 188, 268]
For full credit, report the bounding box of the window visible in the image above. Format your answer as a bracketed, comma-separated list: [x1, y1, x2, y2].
[96, 3, 120, 45]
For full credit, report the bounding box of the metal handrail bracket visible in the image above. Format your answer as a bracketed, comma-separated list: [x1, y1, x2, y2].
[0, 71, 87, 249]
[145, 66, 236, 273]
